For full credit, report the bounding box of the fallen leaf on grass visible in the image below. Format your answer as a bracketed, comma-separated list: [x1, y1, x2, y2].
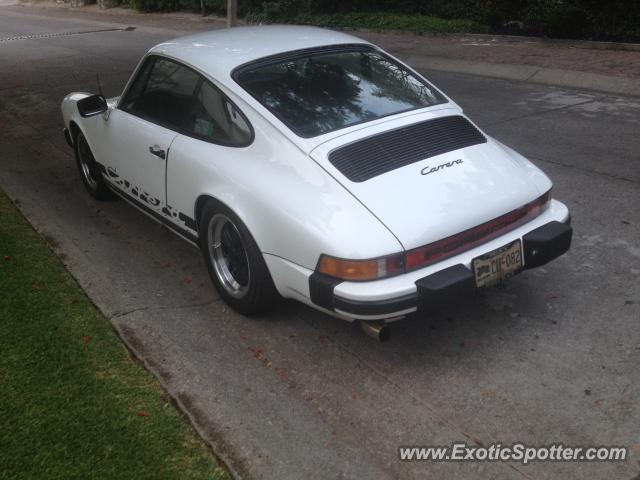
[137, 410, 150, 417]
[31, 282, 42, 291]
[3, 255, 10, 261]
[82, 335, 92, 344]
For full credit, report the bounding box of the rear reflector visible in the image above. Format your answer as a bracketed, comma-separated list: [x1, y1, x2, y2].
[405, 190, 552, 271]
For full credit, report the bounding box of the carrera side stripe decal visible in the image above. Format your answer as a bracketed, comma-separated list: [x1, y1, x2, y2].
[108, 182, 199, 244]
[95, 161, 198, 242]
[178, 212, 197, 231]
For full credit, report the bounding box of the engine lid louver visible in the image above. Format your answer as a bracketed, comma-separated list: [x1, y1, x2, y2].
[328, 115, 486, 182]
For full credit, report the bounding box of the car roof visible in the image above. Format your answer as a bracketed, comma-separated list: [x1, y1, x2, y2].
[149, 25, 370, 83]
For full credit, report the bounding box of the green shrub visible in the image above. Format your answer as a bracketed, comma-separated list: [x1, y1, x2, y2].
[546, 5, 592, 38]
[128, 0, 179, 12]
[126, 0, 640, 41]
[247, 10, 489, 34]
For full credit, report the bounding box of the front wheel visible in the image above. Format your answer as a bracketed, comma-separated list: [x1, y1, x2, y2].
[74, 131, 113, 200]
[199, 200, 279, 315]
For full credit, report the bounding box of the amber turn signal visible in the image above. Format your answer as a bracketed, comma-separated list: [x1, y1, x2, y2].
[317, 253, 404, 281]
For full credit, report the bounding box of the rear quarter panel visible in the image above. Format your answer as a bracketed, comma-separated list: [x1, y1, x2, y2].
[166, 102, 403, 270]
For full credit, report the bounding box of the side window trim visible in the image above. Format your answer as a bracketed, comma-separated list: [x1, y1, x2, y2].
[117, 53, 254, 148]
[118, 55, 200, 132]
[118, 55, 156, 114]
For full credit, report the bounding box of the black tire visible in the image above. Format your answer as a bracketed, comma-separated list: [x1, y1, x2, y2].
[199, 199, 279, 315]
[74, 131, 113, 200]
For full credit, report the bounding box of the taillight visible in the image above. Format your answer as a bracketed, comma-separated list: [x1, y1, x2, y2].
[316, 253, 404, 281]
[405, 189, 552, 271]
[316, 189, 551, 281]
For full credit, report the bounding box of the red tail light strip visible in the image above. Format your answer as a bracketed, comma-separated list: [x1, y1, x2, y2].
[405, 190, 552, 271]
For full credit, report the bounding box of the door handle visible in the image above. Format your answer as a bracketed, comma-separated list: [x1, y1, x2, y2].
[148, 146, 166, 159]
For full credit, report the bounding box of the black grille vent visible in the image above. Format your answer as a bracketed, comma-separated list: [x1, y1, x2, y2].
[328, 115, 486, 182]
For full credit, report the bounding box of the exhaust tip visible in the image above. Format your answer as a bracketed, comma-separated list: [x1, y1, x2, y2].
[359, 321, 391, 342]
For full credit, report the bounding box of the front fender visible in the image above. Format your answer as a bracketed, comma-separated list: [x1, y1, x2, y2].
[61, 92, 93, 135]
[61, 92, 119, 142]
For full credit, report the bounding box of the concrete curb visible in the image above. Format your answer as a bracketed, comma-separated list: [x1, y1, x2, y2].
[338, 27, 640, 53]
[463, 33, 640, 53]
[405, 55, 640, 97]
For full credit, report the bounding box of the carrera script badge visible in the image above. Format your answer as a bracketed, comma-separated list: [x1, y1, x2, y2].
[421, 159, 464, 176]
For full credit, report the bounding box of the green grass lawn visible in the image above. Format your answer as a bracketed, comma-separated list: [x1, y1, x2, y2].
[0, 189, 229, 480]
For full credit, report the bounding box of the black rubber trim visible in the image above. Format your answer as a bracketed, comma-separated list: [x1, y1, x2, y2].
[415, 264, 476, 310]
[119, 54, 255, 148]
[563, 215, 572, 226]
[232, 44, 375, 77]
[309, 272, 343, 311]
[319, 264, 474, 317]
[232, 44, 447, 139]
[329, 115, 486, 182]
[63, 127, 73, 148]
[333, 292, 418, 316]
[523, 221, 572, 269]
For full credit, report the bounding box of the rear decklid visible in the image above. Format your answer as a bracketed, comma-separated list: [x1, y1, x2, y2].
[310, 109, 547, 250]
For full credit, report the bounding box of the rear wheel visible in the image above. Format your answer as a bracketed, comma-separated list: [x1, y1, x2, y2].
[74, 131, 113, 200]
[199, 200, 279, 315]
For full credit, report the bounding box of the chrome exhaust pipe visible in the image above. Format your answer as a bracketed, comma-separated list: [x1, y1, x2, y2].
[359, 321, 391, 342]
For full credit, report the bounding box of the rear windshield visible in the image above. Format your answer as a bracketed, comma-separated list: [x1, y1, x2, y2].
[234, 46, 446, 137]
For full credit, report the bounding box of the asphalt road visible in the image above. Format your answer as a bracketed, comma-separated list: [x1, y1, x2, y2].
[1, 6, 639, 480]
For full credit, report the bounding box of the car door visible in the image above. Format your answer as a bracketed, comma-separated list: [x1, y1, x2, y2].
[101, 56, 201, 215]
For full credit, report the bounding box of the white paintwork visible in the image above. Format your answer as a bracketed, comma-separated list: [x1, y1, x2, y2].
[310, 109, 552, 250]
[61, 26, 570, 322]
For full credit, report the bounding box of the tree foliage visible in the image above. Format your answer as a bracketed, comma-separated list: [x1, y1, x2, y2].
[128, 0, 640, 41]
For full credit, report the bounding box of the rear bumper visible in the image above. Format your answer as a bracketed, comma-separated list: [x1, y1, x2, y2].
[309, 202, 572, 321]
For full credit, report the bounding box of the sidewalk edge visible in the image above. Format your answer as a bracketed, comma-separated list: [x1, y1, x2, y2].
[406, 56, 640, 97]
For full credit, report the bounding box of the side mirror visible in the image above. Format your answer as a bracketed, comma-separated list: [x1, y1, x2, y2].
[77, 94, 108, 118]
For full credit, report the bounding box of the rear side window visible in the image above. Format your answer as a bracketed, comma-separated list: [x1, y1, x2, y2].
[183, 80, 253, 147]
[120, 57, 200, 130]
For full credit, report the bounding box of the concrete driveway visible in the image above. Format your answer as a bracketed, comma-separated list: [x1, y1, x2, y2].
[1, 6, 639, 479]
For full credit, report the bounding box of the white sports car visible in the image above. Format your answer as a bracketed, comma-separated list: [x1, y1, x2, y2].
[61, 26, 572, 335]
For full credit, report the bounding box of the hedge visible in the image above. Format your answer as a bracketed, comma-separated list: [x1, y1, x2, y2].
[127, 0, 640, 42]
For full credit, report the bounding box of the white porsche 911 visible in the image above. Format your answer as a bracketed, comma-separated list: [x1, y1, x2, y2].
[61, 26, 572, 334]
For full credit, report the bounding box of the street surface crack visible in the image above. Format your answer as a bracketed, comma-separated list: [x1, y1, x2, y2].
[530, 155, 639, 184]
[111, 298, 220, 319]
[0, 26, 135, 43]
[482, 98, 600, 127]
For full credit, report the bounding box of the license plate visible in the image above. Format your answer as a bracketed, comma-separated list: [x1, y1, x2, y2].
[472, 240, 523, 288]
